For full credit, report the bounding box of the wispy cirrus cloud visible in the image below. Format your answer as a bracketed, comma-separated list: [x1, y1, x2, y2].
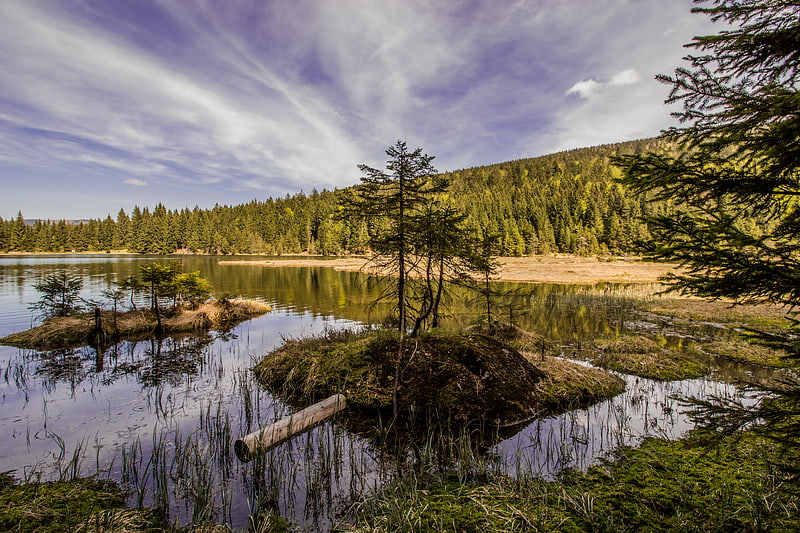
[0, 0, 717, 219]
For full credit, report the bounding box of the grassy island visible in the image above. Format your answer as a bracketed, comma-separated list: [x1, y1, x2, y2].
[253, 324, 625, 429]
[0, 299, 271, 350]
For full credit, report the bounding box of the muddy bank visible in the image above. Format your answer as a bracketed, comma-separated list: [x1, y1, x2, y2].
[222, 254, 682, 285]
[0, 299, 271, 350]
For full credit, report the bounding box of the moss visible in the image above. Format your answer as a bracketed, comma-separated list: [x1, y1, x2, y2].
[345, 432, 800, 532]
[591, 336, 710, 380]
[0, 474, 168, 532]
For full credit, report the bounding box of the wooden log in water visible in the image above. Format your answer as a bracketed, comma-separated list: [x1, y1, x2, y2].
[234, 393, 347, 462]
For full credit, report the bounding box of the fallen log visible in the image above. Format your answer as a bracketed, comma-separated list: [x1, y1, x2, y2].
[234, 393, 347, 462]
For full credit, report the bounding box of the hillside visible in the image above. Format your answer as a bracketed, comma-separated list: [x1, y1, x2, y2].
[0, 137, 674, 256]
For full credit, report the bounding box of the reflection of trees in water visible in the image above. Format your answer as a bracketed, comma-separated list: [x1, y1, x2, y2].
[29, 334, 217, 390]
[137, 335, 215, 387]
[35, 348, 92, 393]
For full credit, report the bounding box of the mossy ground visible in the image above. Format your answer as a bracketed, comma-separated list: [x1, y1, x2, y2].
[0, 474, 168, 533]
[0, 299, 271, 350]
[590, 335, 710, 380]
[345, 432, 800, 532]
[253, 328, 550, 424]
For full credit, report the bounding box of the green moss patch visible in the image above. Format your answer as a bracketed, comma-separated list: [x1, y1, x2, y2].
[591, 336, 709, 380]
[346, 433, 800, 532]
[0, 474, 167, 533]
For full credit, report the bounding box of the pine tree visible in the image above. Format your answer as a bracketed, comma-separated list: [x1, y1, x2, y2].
[615, 0, 800, 462]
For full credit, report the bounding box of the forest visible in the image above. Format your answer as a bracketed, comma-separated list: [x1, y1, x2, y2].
[0, 137, 675, 256]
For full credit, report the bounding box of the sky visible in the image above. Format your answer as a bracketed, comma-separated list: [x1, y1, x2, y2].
[0, 0, 720, 220]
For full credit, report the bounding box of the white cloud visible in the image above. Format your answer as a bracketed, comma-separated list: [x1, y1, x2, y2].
[566, 68, 641, 99]
[566, 79, 602, 99]
[123, 178, 148, 187]
[609, 68, 641, 87]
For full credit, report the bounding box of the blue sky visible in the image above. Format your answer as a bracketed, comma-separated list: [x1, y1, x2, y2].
[0, 0, 717, 220]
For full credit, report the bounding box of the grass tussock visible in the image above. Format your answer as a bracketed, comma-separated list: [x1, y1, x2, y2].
[254, 325, 625, 426]
[701, 339, 797, 368]
[530, 356, 625, 413]
[591, 335, 710, 381]
[0, 299, 270, 350]
[344, 432, 800, 532]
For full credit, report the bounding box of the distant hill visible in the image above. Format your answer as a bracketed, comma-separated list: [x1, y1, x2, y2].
[0, 137, 674, 255]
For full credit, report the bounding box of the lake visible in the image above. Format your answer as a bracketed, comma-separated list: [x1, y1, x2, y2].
[0, 255, 750, 531]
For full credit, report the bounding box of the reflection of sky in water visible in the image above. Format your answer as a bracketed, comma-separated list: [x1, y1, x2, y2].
[0, 256, 768, 529]
[494, 369, 753, 479]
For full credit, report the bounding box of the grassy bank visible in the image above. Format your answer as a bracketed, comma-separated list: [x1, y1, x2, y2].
[343, 431, 800, 532]
[0, 299, 271, 350]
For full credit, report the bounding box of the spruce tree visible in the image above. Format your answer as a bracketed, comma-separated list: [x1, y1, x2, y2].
[615, 0, 800, 461]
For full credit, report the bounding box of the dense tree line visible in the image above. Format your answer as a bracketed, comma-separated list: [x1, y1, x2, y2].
[0, 137, 674, 256]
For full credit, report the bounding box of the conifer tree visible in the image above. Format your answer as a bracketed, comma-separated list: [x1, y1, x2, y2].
[615, 0, 800, 458]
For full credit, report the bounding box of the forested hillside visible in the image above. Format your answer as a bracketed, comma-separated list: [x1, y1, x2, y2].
[0, 137, 674, 256]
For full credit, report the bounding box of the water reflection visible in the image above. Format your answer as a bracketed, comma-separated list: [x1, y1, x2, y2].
[0, 255, 777, 530]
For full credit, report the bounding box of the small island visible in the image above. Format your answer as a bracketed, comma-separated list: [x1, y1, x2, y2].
[253, 322, 625, 435]
[0, 263, 271, 350]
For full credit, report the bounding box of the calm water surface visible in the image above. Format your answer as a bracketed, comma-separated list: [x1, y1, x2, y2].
[0, 255, 750, 531]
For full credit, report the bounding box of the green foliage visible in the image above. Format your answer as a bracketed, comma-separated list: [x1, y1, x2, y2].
[172, 271, 213, 307]
[0, 138, 672, 258]
[615, 0, 800, 307]
[341, 140, 443, 333]
[614, 0, 800, 478]
[29, 272, 84, 318]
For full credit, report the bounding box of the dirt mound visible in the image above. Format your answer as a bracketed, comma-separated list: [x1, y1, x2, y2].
[254, 329, 547, 425]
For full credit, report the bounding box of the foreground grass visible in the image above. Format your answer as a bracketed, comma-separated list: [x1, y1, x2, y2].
[344, 432, 800, 532]
[0, 474, 168, 533]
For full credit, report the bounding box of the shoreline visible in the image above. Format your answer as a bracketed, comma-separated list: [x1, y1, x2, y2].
[221, 254, 682, 285]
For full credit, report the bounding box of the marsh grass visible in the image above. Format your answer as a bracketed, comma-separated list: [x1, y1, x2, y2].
[590, 335, 710, 381]
[0, 472, 169, 533]
[701, 339, 797, 368]
[344, 432, 800, 532]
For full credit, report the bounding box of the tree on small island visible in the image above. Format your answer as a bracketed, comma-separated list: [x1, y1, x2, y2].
[29, 272, 84, 318]
[615, 0, 800, 465]
[339, 141, 500, 418]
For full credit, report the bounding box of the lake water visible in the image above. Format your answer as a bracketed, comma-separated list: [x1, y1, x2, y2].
[0, 255, 752, 531]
